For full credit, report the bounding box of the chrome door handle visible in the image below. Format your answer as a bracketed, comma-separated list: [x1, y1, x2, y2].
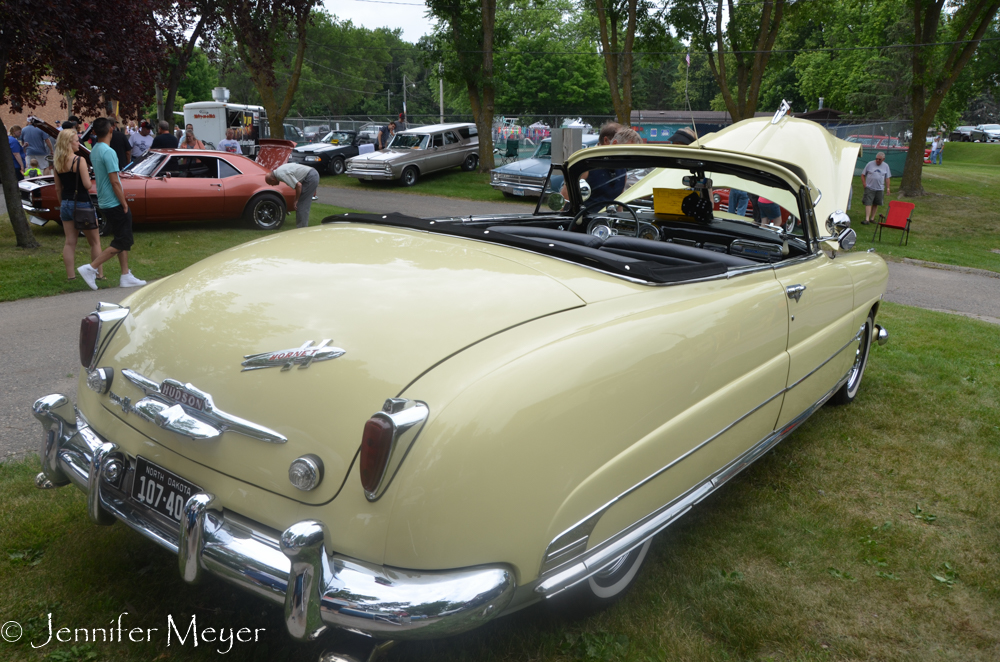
[211, 183, 222, 187]
[786, 284, 806, 302]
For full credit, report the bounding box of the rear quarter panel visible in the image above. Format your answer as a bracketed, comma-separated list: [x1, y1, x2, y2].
[381, 270, 791, 583]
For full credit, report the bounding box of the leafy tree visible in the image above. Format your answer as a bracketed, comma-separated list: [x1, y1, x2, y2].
[670, 0, 789, 121]
[177, 49, 220, 104]
[220, 0, 320, 129]
[789, 0, 911, 116]
[900, 0, 1000, 196]
[155, 0, 220, 122]
[427, 0, 503, 171]
[495, 31, 611, 115]
[1, 0, 167, 248]
[591, 0, 642, 124]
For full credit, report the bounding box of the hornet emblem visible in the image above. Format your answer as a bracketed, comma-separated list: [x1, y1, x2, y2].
[241, 339, 346, 372]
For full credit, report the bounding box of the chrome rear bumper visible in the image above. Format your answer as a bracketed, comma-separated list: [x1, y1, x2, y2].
[32, 394, 515, 641]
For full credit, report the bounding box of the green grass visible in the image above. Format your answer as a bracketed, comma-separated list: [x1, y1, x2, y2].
[848, 156, 1000, 273]
[942, 141, 1000, 166]
[0, 203, 358, 302]
[320, 168, 536, 205]
[2, 302, 999, 661]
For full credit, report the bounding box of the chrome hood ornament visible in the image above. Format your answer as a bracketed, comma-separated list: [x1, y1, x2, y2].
[241, 339, 346, 372]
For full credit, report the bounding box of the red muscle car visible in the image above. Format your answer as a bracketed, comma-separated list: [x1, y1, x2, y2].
[19, 127, 296, 231]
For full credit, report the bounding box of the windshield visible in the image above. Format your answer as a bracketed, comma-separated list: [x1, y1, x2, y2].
[532, 141, 552, 159]
[982, 124, 1000, 130]
[390, 134, 429, 149]
[555, 155, 807, 240]
[322, 131, 353, 145]
[127, 153, 166, 177]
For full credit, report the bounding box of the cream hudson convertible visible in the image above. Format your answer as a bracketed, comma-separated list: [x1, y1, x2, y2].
[32, 115, 888, 657]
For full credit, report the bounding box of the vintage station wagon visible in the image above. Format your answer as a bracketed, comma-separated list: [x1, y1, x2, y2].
[345, 123, 479, 186]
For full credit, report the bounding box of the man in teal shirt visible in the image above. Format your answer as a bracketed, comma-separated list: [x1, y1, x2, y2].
[77, 118, 146, 290]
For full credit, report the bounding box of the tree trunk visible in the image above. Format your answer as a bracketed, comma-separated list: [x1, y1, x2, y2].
[595, 0, 637, 126]
[0, 49, 40, 249]
[477, 0, 496, 172]
[163, 15, 207, 122]
[899, 0, 1000, 196]
[1, 121, 40, 249]
[704, 0, 784, 122]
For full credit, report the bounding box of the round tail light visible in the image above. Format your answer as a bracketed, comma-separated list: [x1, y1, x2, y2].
[359, 416, 393, 495]
[80, 314, 100, 367]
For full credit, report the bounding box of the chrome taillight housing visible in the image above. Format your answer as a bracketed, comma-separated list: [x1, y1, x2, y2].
[79, 304, 130, 369]
[359, 398, 429, 501]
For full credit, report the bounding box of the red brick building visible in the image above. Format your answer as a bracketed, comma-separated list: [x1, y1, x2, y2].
[1, 80, 74, 130]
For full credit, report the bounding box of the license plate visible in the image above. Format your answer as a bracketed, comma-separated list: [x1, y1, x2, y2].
[130, 456, 200, 523]
[29, 215, 47, 226]
[362, 175, 372, 180]
[512, 188, 525, 196]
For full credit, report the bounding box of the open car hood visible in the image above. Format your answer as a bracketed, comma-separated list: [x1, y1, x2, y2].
[693, 117, 860, 222]
[614, 118, 859, 224]
[256, 139, 296, 170]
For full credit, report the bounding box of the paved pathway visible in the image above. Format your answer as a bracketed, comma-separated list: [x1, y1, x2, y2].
[884, 259, 1000, 325]
[314, 183, 535, 217]
[2, 188, 999, 462]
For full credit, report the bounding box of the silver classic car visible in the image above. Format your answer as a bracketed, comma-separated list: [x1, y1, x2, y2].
[345, 123, 480, 186]
[490, 134, 600, 198]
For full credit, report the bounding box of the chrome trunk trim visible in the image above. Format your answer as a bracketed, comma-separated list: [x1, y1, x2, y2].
[30, 399, 516, 641]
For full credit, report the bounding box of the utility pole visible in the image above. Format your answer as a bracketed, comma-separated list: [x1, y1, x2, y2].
[402, 74, 408, 120]
[439, 63, 444, 123]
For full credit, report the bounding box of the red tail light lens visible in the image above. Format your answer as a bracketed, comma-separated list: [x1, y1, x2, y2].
[360, 416, 394, 494]
[80, 314, 100, 367]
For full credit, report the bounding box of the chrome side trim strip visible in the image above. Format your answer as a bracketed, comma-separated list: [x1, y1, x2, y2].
[536, 369, 851, 597]
[540, 328, 863, 575]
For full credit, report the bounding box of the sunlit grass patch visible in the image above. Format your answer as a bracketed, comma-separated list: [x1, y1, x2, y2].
[0, 202, 358, 302]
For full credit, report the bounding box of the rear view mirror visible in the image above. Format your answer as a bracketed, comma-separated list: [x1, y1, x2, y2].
[826, 210, 851, 235]
[838, 228, 857, 251]
[547, 193, 566, 212]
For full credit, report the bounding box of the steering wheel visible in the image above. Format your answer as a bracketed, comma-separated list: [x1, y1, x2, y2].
[574, 200, 640, 232]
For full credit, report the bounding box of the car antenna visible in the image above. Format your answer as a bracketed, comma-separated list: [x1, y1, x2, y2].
[684, 50, 700, 146]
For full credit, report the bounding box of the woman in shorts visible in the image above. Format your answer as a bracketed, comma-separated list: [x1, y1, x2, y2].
[756, 197, 783, 226]
[53, 129, 103, 282]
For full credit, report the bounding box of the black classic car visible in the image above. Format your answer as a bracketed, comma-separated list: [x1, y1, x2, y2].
[288, 130, 372, 175]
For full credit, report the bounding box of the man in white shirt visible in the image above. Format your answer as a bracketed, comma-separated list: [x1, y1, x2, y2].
[860, 152, 892, 225]
[217, 128, 241, 154]
[265, 163, 320, 228]
[128, 120, 154, 160]
[930, 133, 943, 165]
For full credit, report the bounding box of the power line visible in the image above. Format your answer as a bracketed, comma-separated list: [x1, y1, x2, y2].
[302, 35, 1000, 56]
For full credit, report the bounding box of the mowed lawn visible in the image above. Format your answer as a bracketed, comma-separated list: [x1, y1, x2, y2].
[848, 142, 1000, 273]
[1, 302, 998, 661]
[0, 203, 358, 302]
[319, 166, 537, 205]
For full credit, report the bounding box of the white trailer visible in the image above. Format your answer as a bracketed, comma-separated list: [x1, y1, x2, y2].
[183, 97, 268, 156]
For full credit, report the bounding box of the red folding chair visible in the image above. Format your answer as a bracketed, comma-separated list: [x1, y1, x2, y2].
[872, 200, 914, 245]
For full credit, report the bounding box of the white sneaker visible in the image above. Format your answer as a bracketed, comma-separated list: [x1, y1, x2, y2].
[120, 272, 147, 288]
[78, 264, 99, 290]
